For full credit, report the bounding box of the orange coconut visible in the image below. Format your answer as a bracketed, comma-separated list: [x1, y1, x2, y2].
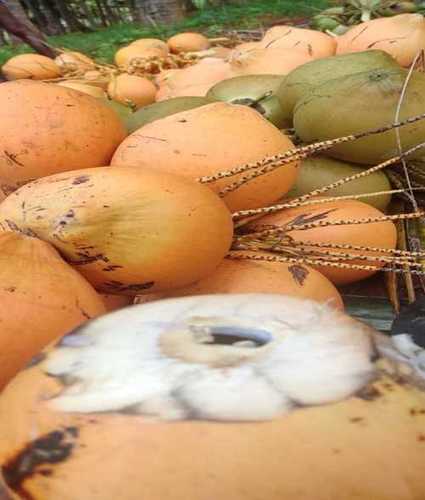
[100, 294, 134, 311]
[56, 81, 106, 98]
[247, 199, 397, 285]
[167, 32, 210, 53]
[0, 294, 424, 500]
[83, 70, 110, 90]
[0, 80, 127, 193]
[230, 48, 314, 76]
[0, 166, 233, 294]
[260, 25, 337, 59]
[114, 45, 164, 67]
[1, 54, 60, 80]
[129, 38, 169, 55]
[54, 51, 95, 72]
[137, 252, 344, 310]
[155, 58, 235, 100]
[336, 13, 425, 67]
[111, 102, 298, 212]
[0, 231, 105, 390]
[107, 74, 156, 109]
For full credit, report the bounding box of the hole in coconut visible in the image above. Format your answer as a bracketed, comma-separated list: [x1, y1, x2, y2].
[199, 326, 272, 347]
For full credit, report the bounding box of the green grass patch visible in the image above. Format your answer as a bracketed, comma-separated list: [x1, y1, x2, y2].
[0, 0, 330, 65]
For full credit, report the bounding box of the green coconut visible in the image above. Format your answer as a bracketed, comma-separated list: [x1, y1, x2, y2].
[276, 50, 400, 125]
[102, 98, 133, 132]
[206, 74, 288, 128]
[288, 156, 392, 212]
[293, 67, 425, 165]
[126, 96, 214, 134]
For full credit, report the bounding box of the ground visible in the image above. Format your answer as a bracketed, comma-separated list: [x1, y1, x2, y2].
[0, 0, 330, 65]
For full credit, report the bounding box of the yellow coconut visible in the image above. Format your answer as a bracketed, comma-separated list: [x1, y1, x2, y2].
[167, 32, 210, 53]
[56, 81, 106, 98]
[130, 38, 169, 56]
[2, 54, 60, 80]
[114, 45, 164, 67]
[107, 74, 157, 109]
[111, 102, 299, 212]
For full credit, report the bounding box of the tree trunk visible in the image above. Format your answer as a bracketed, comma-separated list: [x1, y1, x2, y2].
[133, 0, 185, 24]
[0, 2, 56, 58]
[54, 0, 88, 32]
[4, 0, 45, 43]
[37, 0, 66, 35]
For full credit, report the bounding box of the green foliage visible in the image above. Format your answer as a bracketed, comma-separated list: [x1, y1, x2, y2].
[0, 0, 330, 66]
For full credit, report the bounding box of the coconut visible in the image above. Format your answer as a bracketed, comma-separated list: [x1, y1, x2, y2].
[54, 51, 95, 73]
[247, 199, 397, 285]
[0, 80, 127, 194]
[130, 38, 169, 56]
[126, 96, 214, 133]
[111, 102, 299, 212]
[260, 25, 337, 59]
[2, 54, 60, 81]
[206, 74, 288, 128]
[167, 32, 210, 53]
[0, 166, 233, 295]
[293, 67, 425, 165]
[230, 48, 314, 77]
[83, 70, 110, 90]
[0, 231, 105, 390]
[276, 49, 401, 125]
[56, 81, 106, 98]
[155, 58, 235, 100]
[107, 74, 156, 109]
[114, 46, 164, 67]
[100, 294, 134, 311]
[137, 252, 344, 310]
[288, 156, 393, 212]
[336, 13, 425, 67]
[0, 294, 424, 500]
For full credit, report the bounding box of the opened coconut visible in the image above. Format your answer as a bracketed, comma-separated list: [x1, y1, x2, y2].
[111, 102, 299, 212]
[0, 294, 424, 500]
[0, 80, 127, 194]
[0, 166, 233, 294]
[293, 67, 425, 165]
[276, 49, 400, 125]
[0, 231, 105, 390]
[2, 54, 60, 80]
[207, 74, 288, 128]
[288, 156, 392, 212]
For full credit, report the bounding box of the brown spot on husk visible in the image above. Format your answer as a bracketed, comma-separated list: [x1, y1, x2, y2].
[2, 427, 79, 497]
[355, 385, 382, 401]
[72, 175, 90, 185]
[24, 352, 47, 369]
[102, 280, 155, 293]
[288, 265, 309, 286]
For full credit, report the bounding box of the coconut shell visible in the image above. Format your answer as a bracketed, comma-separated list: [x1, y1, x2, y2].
[0, 80, 127, 194]
[276, 49, 400, 125]
[0, 166, 233, 295]
[293, 67, 425, 165]
[288, 156, 392, 212]
[246, 199, 397, 285]
[136, 252, 344, 310]
[0, 231, 105, 390]
[111, 102, 299, 212]
[206, 74, 288, 128]
[0, 294, 424, 500]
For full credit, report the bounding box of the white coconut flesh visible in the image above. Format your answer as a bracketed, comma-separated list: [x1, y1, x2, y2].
[37, 293, 384, 421]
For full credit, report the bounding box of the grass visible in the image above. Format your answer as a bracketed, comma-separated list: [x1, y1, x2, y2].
[0, 0, 330, 65]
